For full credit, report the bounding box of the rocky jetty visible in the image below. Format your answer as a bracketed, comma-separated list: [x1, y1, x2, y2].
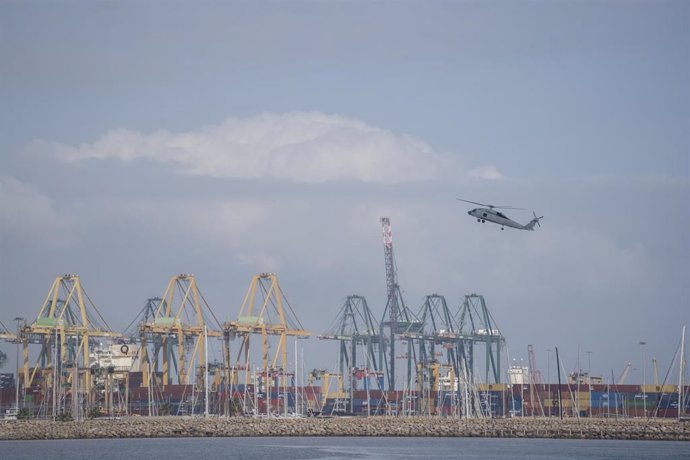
[1, 416, 688, 441]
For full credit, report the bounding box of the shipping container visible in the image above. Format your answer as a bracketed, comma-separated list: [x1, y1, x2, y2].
[478, 390, 504, 417]
[0, 373, 15, 389]
[476, 383, 508, 392]
[642, 384, 677, 394]
[506, 394, 522, 416]
[0, 388, 16, 406]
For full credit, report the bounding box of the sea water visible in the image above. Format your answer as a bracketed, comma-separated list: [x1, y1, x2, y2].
[1, 436, 688, 460]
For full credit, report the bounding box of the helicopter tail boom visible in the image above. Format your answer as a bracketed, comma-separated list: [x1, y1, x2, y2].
[524, 212, 543, 231]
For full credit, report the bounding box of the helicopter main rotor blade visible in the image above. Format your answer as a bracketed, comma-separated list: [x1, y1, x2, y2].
[456, 198, 524, 210]
[456, 198, 491, 207]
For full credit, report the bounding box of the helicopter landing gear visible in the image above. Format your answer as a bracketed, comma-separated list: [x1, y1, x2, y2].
[481, 219, 486, 223]
[477, 218, 481, 222]
[501, 226, 504, 230]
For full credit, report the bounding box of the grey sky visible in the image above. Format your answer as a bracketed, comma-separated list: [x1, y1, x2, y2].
[1, 1, 688, 384]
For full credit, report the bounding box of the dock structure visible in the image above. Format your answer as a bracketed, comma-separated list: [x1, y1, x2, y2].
[456, 294, 505, 385]
[403, 294, 466, 417]
[0, 218, 687, 420]
[222, 273, 309, 416]
[135, 274, 222, 390]
[15, 274, 121, 419]
[378, 217, 423, 396]
[0, 320, 16, 342]
[318, 295, 385, 414]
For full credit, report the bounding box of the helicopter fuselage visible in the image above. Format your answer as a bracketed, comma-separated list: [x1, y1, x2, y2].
[468, 208, 528, 230]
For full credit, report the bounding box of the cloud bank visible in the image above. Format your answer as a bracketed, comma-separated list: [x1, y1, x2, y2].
[0, 176, 67, 241]
[32, 112, 473, 184]
[469, 165, 504, 180]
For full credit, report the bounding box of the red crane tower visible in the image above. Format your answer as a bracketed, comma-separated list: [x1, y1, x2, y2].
[378, 218, 422, 393]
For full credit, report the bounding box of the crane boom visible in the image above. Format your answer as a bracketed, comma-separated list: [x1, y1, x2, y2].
[617, 362, 632, 385]
[379, 217, 421, 392]
[528, 344, 543, 384]
[652, 357, 660, 386]
[381, 217, 398, 323]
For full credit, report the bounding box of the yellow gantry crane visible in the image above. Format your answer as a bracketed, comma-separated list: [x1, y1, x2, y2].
[0, 320, 16, 342]
[223, 273, 309, 414]
[136, 274, 222, 387]
[0, 321, 17, 380]
[19, 274, 121, 415]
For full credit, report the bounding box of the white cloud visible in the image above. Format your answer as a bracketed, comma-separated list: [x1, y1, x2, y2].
[468, 165, 504, 180]
[0, 176, 69, 242]
[31, 112, 460, 184]
[93, 198, 270, 247]
[90, 197, 290, 272]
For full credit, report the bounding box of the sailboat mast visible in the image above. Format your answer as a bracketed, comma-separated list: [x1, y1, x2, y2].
[556, 347, 562, 420]
[680, 325, 686, 421]
[204, 325, 209, 417]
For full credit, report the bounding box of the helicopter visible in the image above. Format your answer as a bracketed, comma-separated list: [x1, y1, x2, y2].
[457, 198, 543, 231]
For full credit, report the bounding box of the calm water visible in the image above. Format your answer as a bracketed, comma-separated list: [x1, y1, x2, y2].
[0, 437, 688, 460]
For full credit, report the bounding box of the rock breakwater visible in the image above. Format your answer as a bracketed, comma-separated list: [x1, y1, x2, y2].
[1, 417, 688, 441]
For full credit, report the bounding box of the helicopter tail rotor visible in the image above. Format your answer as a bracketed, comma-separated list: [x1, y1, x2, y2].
[533, 211, 542, 227]
[524, 212, 543, 230]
